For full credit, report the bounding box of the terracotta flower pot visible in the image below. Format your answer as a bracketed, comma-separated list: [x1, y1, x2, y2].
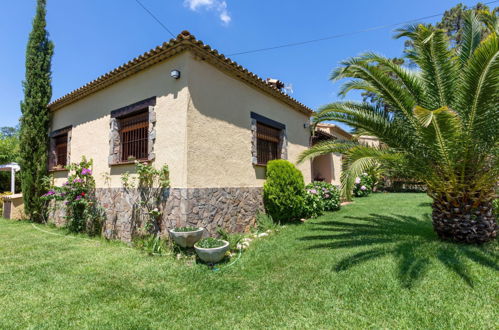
[168, 228, 204, 248]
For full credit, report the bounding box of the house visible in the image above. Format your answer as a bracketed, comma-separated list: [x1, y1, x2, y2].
[311, 123, 352, 186]
[47, 31, 313, 241]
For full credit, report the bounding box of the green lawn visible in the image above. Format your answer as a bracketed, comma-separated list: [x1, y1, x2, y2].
[1, 193, 497, 329]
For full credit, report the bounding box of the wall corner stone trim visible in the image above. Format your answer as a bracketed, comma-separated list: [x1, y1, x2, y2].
[251, 118, 258, 165]
[148, 105, 156, 161]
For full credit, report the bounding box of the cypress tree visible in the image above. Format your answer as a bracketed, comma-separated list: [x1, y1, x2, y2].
[20, 0, 54, 222]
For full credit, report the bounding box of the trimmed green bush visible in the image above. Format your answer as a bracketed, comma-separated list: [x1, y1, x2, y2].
[263, 160, 306, 222]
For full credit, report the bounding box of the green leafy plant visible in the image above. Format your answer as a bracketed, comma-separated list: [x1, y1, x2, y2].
[134, 235, 169, 256]
[263, 160, 306, 222]
[298, 11, 499, 243]
[173, 227, 199, 232]
[121, 162, 170, 236]
[305, 182, 341, 211]
[217, 227, 243, 250]
[255, 212, 279, 232]
[42, 157, 104, 235]
[195, 237, 226, 249]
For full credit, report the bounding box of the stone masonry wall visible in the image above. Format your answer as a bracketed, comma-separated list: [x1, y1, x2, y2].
[49, 187, 263, 242]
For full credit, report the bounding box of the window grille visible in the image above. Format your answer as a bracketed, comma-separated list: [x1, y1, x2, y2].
[256, 122, 281, 165]
[54, 134, 68, 166]
[119, 111, 149, 162]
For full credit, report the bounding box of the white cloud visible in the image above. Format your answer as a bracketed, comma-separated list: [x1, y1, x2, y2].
[184, 0, 232, 25]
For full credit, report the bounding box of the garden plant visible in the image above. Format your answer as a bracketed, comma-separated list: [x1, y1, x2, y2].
[42, 158, 104, 235]
[299, 11, 499, 243]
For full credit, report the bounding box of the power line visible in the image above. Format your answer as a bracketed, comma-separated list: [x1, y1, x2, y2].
[227, 0, 499, 56]
[134, 0, 176, 38]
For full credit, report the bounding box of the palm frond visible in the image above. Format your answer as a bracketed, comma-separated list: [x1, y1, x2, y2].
[329, 57, 418, 125]
[477, 10, 499, 35]
[358, 52, 427, 106]
[459, 11, 483, 66]
[458, 32, 499, 148]
[340, 145, 406, 200]
[406, 25, 459, 108]
[296, 140, 358, 164]
[312, 102, 415, 150]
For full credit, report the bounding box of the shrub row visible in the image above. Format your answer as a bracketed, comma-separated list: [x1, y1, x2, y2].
[263, 160, 341, 222]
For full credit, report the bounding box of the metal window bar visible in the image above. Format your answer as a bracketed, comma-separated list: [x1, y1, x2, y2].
[256, 122, 281, 165]
[54, 134, 68, 166]
[119, 111, 149, 162]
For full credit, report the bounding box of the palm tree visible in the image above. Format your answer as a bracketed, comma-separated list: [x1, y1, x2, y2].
[298, 12, 498, 244]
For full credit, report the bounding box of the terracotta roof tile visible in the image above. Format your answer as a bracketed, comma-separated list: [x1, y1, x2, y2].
[48, 31, 313, 115]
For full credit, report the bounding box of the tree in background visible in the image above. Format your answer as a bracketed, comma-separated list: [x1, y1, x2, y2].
[19, 0, 54, 222]
[0, 127, 20, 192]
[437, 2, 497, 46]
[299, 11, 498, 244]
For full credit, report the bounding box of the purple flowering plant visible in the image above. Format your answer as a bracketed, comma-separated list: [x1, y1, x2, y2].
[42, 157, 101, 234]
[353, 173, 374, 197]
[306, 181, 340, 215]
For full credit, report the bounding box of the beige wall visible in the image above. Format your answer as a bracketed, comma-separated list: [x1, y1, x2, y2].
[2, 194, 24, 220]
[311, 154, 342, 186]
[51, 52, 192, 188]
[185, 55, 312, 188]
[50, 51, 312, 189]
[358, 135, 381, 147]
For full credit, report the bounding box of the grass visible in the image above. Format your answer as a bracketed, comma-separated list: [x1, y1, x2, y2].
[0, 193, 497, 328]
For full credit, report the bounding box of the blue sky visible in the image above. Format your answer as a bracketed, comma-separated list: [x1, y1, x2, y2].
[0, 0, 490, 130]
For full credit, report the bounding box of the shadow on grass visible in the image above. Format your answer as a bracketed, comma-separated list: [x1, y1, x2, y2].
[299, 213, 498, 288]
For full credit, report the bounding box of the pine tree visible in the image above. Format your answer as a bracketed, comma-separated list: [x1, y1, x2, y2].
[20, 0, 54, 222]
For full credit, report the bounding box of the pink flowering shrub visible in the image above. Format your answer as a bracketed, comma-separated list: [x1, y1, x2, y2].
[306, 181, 341, 211]
[42, 157, 103, 234]
[353, 173, 374, 197]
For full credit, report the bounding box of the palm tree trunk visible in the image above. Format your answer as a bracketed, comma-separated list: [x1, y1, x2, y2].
[431, 192, 497, 244]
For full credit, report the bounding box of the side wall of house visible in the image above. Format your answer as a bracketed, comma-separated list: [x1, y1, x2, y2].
[50, 53, 191, 188]
[185, 55, 312, 188]
[174, 55, 312, 233]
[48, 51, 312, 240]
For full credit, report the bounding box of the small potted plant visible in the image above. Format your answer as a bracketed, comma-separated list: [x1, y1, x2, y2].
[168, 227, 204, 248]
[194, 237, 229, 263]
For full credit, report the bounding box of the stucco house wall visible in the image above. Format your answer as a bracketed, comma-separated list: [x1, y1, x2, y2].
[186, 55, 311, 188]
[312, 124, 351, 186]
[51, 52, 191, 188]
[47, 32, 313, 241]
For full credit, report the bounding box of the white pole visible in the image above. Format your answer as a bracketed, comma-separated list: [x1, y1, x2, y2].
[11, 167, 15, 194]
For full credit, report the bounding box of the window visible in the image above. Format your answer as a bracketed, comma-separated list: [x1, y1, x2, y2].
[49, 126, 71, 170]
[118, 110, 149, 162]
[109, 97, 156, 166]
[54, 134, 68, 167]
[251, 112, 287, 166]
[256, 122, 281, 165]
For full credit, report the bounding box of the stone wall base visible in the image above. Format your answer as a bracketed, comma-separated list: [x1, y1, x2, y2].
[49, 187, 263, 242]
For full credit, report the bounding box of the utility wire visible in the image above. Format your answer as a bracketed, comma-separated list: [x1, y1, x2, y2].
[226, 0, 499, 56]
[133, 0, 499, 56]
[134, 0, 176, 38]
